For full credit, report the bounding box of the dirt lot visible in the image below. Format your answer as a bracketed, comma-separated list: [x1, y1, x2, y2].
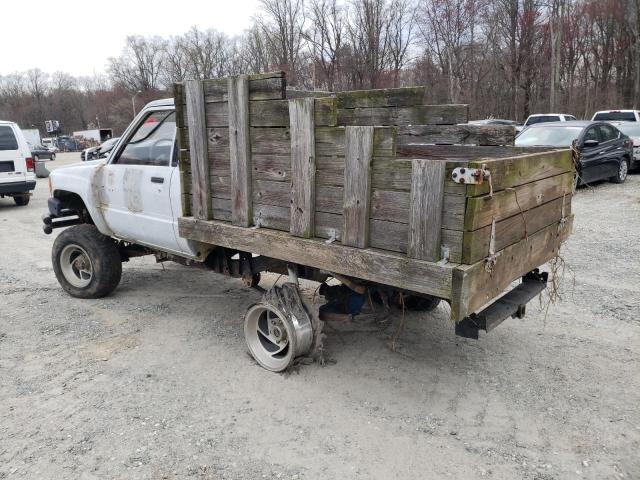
[1, 152, 638, 480]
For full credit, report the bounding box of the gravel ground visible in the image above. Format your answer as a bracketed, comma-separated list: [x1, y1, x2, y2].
[1, 153, 638, 480]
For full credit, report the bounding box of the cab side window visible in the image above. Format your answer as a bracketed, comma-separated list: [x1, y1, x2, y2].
[115, 111, 176, 166]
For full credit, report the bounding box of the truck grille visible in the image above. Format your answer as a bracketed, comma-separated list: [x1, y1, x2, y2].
[0, 161, 15, 173]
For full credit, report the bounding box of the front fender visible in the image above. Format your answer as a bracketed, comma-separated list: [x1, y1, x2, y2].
[50, 161, 113, 236]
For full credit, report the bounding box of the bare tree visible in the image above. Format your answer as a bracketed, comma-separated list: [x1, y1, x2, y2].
[255, 0, 307, 85]
[347, 0, 392, 89]
[108, 35, 166, 92]
[387, 0, 416, 87]
[306, 0, 345, 90]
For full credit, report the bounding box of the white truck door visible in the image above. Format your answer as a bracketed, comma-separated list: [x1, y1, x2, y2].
[100, 109, 186, 254]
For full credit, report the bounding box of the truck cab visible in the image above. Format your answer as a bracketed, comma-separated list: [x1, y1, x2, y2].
[46, 99, 202, 296]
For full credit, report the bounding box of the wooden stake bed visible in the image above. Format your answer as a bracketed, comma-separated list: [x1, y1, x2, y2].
[174, 73, 574, 322]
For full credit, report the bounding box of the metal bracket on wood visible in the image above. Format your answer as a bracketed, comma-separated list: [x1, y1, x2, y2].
[437, 245, 450, 266]
[324, 228, 337, 244]
[484, 217, 500, 274]
[451, 165, 491, 185]
[558, 194, 567, 232]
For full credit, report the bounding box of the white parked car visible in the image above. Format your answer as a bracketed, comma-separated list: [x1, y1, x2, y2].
[592, 110, 640, 122]
[516, 113, 578, 133]
[609, 121, 640, 168]
[0, 121, 36, 206]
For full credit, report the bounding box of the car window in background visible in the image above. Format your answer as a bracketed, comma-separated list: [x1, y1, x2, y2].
[515, 126, 583, 147]
[0, 126, 18, 150]
[566, 116, 577, 121]
[583, 127, 599, 143]
[593, 112, 636, 121]
[526, 115, 561, 126]
[615, 123, 640, 137]
[596, 124, 618, 142]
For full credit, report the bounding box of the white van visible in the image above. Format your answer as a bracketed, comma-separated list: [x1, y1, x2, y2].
[0, 121, 36, 206]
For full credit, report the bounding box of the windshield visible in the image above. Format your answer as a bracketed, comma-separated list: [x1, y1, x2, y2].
[614, 123, 640, 137]
[515, 126, 583, 147]
[526, 115, 560, 126]
[593, 112, 636, 121]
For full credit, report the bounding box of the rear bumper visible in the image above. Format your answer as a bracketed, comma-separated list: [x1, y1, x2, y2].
[0, 180, 36, 195]
[455, 270, 549, 339]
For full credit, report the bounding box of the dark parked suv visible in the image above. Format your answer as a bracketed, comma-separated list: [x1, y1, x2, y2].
[516, 121, 633, 189]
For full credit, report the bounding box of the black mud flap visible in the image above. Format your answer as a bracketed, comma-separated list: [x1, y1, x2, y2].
[455, 270, 549, 339]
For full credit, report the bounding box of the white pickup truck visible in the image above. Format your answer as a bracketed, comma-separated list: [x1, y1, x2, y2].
[44, 99, 205, 297]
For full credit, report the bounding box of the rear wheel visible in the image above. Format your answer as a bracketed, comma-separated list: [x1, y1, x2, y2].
[611, 159, 628, 184]
[52, 224, 122, 298]
[13, 194, 30, 206]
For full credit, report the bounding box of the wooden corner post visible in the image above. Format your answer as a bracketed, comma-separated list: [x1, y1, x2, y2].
[343, 126, 375, 248]
[288, 97, 316, 237]
[184, 79, 211, 220]
[408, 159, 446, 261]
[228, 75, 252, 227]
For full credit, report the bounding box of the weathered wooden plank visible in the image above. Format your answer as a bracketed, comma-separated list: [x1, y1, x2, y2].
[337, 86, 426, 108]
[228, 75, 252, 227]
[466, 149, 573, 196]
[201, 72, 286, 102]
[286, 88, 333, 98]
[253, 179, 290, 206]
[289, 98, 316, 238]
[461, 195, 571, 264]
[179, 217, 455, 299]
[252, 155, 290, 182]
[316, 156, 346, 186]
[338, 104, 469, 126]
[315, 211, 342, 241]
[204, 97, 337, 127]
[253, 203, 290, 231]
[316, 185, 344, 214]
[408, 160, 446, 261]
[450, 216, 573, 321]
[396, 144, 550, 161]
[212, 197, 232, 221]
[342, 126, 374, 248]
[397, 124, 516, 146]
[371, 190, 464, 230]
[251, 127, 291, 155]
[464, 172, 573, 231]
[184, 79, 211, 220]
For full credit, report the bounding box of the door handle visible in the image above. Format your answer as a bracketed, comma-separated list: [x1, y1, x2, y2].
[151, 176, 165, 184]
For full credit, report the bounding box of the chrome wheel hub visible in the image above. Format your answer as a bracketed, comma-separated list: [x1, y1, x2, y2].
[60, 244, 93, 288]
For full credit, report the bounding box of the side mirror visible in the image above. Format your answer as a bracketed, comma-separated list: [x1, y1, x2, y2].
[583, 139, 599, 148]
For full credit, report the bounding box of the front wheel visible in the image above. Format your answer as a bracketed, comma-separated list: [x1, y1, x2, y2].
[611, 159, 628, 184]
[52, 224, 122, 298]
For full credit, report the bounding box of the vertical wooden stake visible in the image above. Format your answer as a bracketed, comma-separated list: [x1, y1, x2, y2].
[408, 159, 446, 261]
[342, 126, 374, 248]
[289, 98, 316, 238]
[184, 79, 211, 220]
[228, 75, 252, 227]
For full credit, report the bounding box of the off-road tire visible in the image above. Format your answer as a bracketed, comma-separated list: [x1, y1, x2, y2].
[611, 159, 628, 184]
[52, 224, 122, 298]
[13, 194, 30, 206]
[402, 294, 441, 312]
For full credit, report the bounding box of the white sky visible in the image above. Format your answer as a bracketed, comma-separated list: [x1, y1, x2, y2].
[1, 0, 259, 76]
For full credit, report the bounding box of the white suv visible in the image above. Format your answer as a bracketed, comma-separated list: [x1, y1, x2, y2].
[0, 121, 36, 206]
[592, 110, 640, 122]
